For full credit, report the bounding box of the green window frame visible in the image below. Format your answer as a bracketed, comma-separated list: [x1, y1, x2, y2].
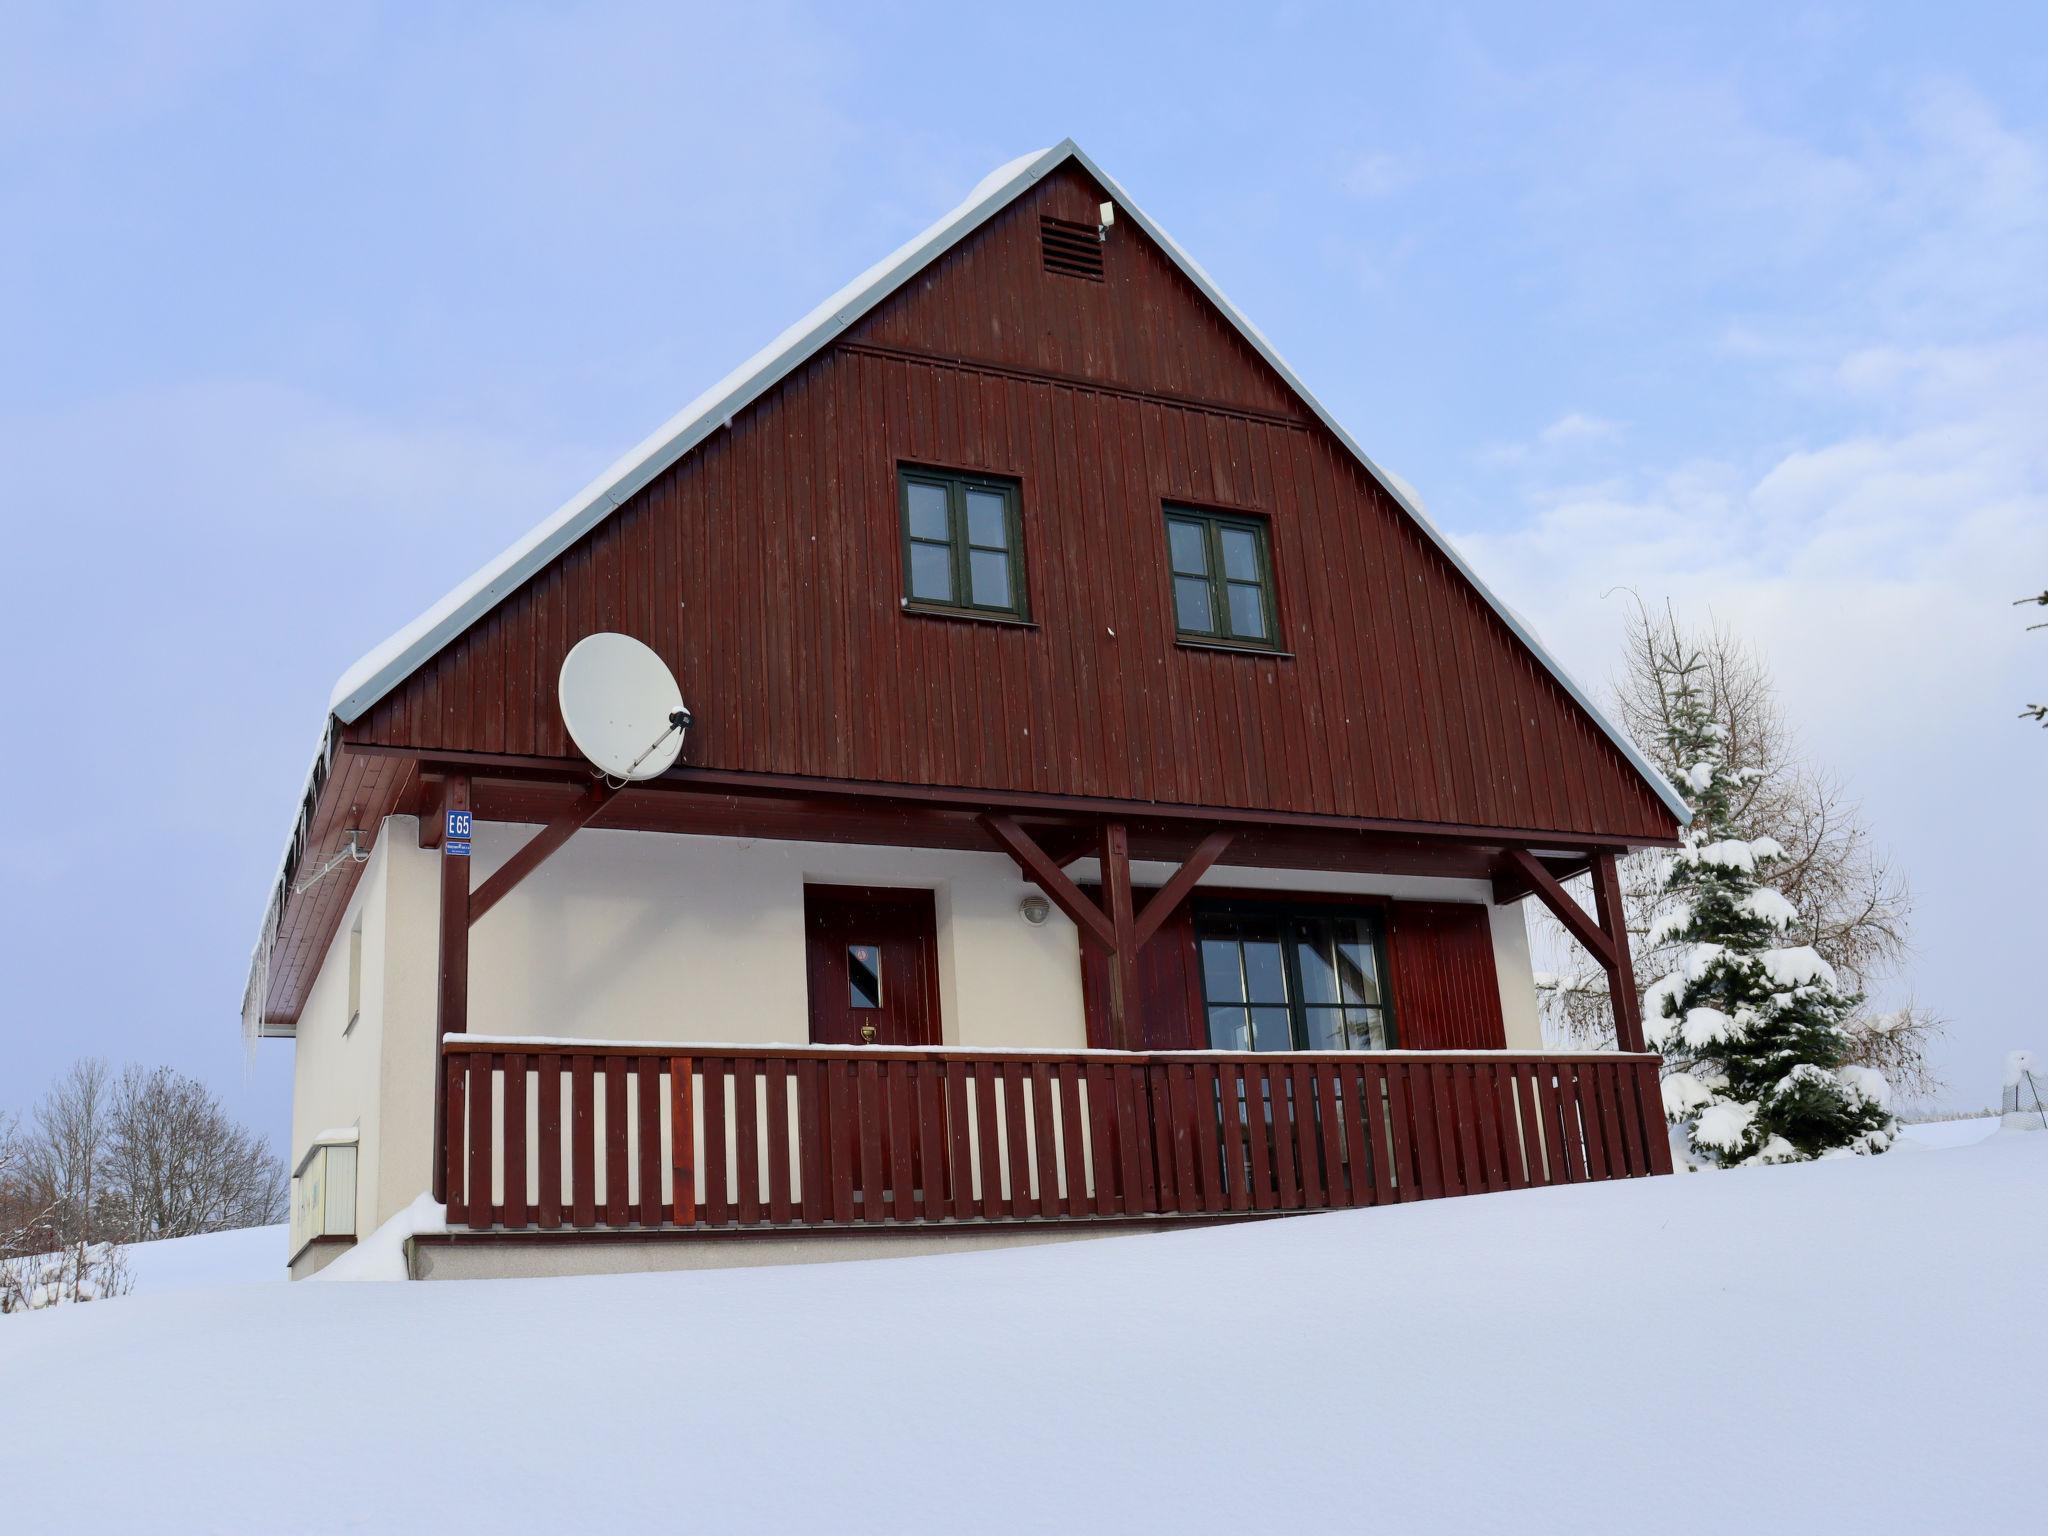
[1164, 506, 1278, 648]
[1193, 898, 1397, 1053]
[900, 467, 1028, 620]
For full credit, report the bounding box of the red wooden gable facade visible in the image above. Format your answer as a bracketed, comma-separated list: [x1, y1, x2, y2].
[256, 150, 1682, 1040]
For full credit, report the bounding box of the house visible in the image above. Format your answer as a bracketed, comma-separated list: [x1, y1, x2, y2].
[251, 141, 1687, 1281]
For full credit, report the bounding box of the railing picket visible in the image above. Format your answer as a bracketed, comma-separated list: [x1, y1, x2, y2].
[1217, 1063, 1250, 1212]
[570, 1054, 596, 1227]
[1359, 1062, 1394, 1205]
[1030, 1063, 1060, 1219]
[1500, 1065, 1534, 1190]
[501, 1054, 528, 1229]
[1384, 1062, 1418, 1201]
[537, 1056, 562, 1228]
[1056, 1064, 1087, 1216]
[636, 1056, 661, 1226]
[767, 1060, 793, 1225]
[1317, 1065, 1350, 1207]
[732, 1057, 761, 1225]
[1610, 1060, 1648, 1178]
[670, 1057, 696, 1227]
[857, 1058, 886, 1221]
[901, 1056, 925, 1228]
[1450, 1063, 1484, 1194]
[701, 1055, 729, 1225]
[1084, 1063, 1117, 1217]
[1001, 1062, 1033, 1219]
[1191, 1063, 1226, 1213]
[1479, 1064, 1512, 1191]
[1115, 1065, 1153, 1215]
[1292, 1063, 1324, 1208]
[1430, 1064, 1466, 1195]
[1544, 1061, 1583, 1183]
[945, 1061, 975, 1219]
[444, 1052, 468, 1226]
[917, 1062, 948, 1221]
[603, 1056, 629, 1225]
[1636, 1059, 1676, 1175]
[466, 1052, 494, 1230]
[826, 1059, 855, 1225]
[795, 1058, 823, 1224]
[1269, 1068, 1300, 1208]
[1244, 1063, 1275, 1210]
[1164, 1064, 1198, 1214]
[970, 1062, 1002, 1219]
[1573, 1064, 1610, 1179]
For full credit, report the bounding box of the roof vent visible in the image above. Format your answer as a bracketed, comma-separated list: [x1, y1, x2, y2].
[1040, 215, 1104, 282]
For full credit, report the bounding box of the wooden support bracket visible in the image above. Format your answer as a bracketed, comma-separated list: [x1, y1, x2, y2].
[980, 814, 1119, 952]
[469, 779, 619, 926]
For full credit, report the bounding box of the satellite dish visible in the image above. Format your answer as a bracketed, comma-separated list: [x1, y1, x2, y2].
[558, 633, 691, 782]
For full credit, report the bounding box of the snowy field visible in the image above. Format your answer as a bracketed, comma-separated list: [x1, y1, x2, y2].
[3, 1133, 2040, 1534]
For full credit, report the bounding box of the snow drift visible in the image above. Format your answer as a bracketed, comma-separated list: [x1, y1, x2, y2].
[1, 1135, 2040, 1533]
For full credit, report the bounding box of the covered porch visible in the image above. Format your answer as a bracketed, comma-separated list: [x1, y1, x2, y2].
[404, 749, 1670, 1249]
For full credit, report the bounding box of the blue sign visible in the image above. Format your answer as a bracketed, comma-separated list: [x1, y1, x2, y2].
[445, 838, 472, 858]
[446, 809, 473, 839]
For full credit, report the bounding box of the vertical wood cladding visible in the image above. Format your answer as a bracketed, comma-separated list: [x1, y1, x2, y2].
[1385, 902, 1508, 1050]
[350, 161, 1673, 841]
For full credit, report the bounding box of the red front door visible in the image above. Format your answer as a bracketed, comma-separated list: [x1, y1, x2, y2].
[803, 885, 942, 1046]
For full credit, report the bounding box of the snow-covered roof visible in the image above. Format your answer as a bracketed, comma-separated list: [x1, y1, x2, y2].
[321, 137, 1688, 826]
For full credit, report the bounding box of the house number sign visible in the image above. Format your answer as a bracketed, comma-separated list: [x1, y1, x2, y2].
[445, 809, 473, 857]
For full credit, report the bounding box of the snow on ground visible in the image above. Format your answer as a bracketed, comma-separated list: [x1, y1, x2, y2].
[1898, 1114, 2001, 1148]
[3, 1138, 2042, 1534]
[123, 1223, 286, 1296]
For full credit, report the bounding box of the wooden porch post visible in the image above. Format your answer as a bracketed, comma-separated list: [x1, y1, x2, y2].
[1590, 850, 1645, 1054]
[430, 774, 471, 1204]
[1100, 822, 1139, 1050]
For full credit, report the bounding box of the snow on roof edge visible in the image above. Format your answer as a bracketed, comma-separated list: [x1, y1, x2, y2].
[327, 145, 1060, 722]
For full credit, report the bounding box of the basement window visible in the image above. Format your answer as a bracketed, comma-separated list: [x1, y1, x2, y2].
[900, 467, 1028, 621]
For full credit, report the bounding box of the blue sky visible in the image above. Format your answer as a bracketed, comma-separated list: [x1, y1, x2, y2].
[2, 2, 2042, 1147]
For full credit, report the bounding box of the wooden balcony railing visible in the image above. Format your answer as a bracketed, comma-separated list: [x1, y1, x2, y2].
[440, 1040, 1673, 1234]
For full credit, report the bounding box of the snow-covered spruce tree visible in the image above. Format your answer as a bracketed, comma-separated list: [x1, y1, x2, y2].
[1644, 640, 1895, 1166]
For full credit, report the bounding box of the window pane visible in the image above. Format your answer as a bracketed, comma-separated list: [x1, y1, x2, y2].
[1201, 936, 1245, 1002]
[965, 489, 1008, 549]
[906, 481, 949, 542]
[1168, 518, 1209, 576]
[1294, 920, 1338, 1007]
[1208, 1006, 1252, 1051]
[1219, 525, 1260, 581]
[1240, 934, 1288, 1005]
[969, 548, 1011, 608]
[1250, 1006, 1294, 1051]
[1227, 581, 1268, 639]
[1174, 576, 1215, 633]
[1334, 925, 1382, 1007]
[1302, 1006, 1347, 1051]
[909, 540, 953, 602]
[848, 945, 882, 1009]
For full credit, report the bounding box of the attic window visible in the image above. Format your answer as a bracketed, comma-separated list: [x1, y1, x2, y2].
[1040, 216, 1104, 281]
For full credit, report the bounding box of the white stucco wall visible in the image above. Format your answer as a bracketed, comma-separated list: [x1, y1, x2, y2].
[289, 820, 1548, 1243]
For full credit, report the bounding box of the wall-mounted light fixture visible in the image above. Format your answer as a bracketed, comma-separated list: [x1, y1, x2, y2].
[1019, 894, 1052, 926]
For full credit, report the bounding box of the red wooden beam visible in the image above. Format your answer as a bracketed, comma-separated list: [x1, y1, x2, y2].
[1100, 823, 1140, 1050]
[1501, 847, 1615, 972]
[1133, 830, 1234, 948]
[1590, 851, 1646, 1054]
[469, 779, 618, 926]
[980, 814, 1117, 952]
[430, 774, 471, 1204]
